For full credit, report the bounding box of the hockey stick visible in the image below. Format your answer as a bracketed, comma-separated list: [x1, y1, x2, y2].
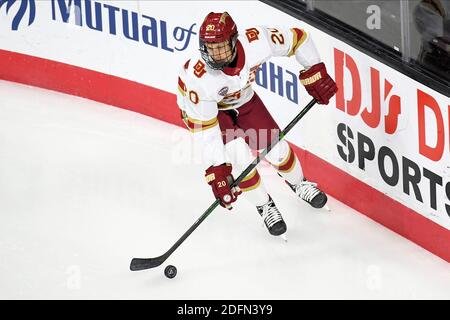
[130, 98, 317, 271]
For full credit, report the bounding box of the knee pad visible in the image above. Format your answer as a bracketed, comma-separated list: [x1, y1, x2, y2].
[224, 138, 254, 169]
[265, 140, 290, 166]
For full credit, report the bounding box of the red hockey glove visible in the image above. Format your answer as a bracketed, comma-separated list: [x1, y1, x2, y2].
[205, 163, 242, 210]
[299, 62, 337, 105]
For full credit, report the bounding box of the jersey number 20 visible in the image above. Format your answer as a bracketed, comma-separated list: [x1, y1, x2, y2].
[269, 28, 285, 45]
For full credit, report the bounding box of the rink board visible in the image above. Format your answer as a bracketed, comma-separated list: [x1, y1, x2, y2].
[0, 0, 449, 262]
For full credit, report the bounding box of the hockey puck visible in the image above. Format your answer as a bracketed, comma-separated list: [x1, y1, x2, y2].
[164, 265, 177, 279]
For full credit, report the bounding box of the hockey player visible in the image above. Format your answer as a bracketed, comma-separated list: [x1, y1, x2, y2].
[176, 12, 337, 237]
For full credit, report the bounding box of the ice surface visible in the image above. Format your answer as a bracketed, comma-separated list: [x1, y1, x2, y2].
[0, 80, 449, 299]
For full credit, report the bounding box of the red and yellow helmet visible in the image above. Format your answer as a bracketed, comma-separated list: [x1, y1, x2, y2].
[199, 12, 238, 70]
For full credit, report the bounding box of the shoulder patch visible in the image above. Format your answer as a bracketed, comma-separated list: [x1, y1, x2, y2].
[193, 60, 207, 78]
[245, 27, 260, 43]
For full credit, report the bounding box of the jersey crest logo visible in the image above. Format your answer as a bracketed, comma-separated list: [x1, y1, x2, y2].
[218, 87, 229, 96]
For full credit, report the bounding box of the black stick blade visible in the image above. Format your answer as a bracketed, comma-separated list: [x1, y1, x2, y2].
[130, 256, 165, 271]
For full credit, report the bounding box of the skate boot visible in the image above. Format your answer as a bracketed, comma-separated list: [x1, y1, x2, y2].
[256, 196, 287, 236]
[287, 179, 328, 208]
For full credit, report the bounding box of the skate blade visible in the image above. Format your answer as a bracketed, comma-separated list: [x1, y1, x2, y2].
[280, 234, 288, 242]
[323, 205, 331, 212]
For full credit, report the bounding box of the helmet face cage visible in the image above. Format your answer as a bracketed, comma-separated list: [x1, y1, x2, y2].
[199, 33, 238, 70]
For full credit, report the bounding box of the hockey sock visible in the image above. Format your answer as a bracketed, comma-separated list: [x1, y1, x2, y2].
[266, 140, 304, 186]
[239, 169, 270, 207]
[225, 138, 270, 207]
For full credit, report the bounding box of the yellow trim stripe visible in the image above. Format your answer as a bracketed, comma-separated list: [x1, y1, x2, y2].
[279, 156, 297, 173]
[240, 177, 261, 192]
[187, 117, 217, 126]
[276, 147, 292, 168]
[186, 116, 219, 133]
[188, 124, 218, 133]
[288, 28, 308, 57]
[241, 169, 257, 183]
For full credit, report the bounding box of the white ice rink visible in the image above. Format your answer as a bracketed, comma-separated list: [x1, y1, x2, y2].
[0, 80, 449, 299]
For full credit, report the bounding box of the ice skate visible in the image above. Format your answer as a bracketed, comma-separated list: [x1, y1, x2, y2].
[287, 179, 328, 209]
[256, 196, 287, 236]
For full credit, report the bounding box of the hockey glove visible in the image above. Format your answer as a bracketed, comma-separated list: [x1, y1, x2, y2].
[299, 62, 337, 105]
[205, 163, 242, 210]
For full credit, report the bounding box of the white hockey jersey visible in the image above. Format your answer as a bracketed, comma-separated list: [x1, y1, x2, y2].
[176, 26, 321, 166]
